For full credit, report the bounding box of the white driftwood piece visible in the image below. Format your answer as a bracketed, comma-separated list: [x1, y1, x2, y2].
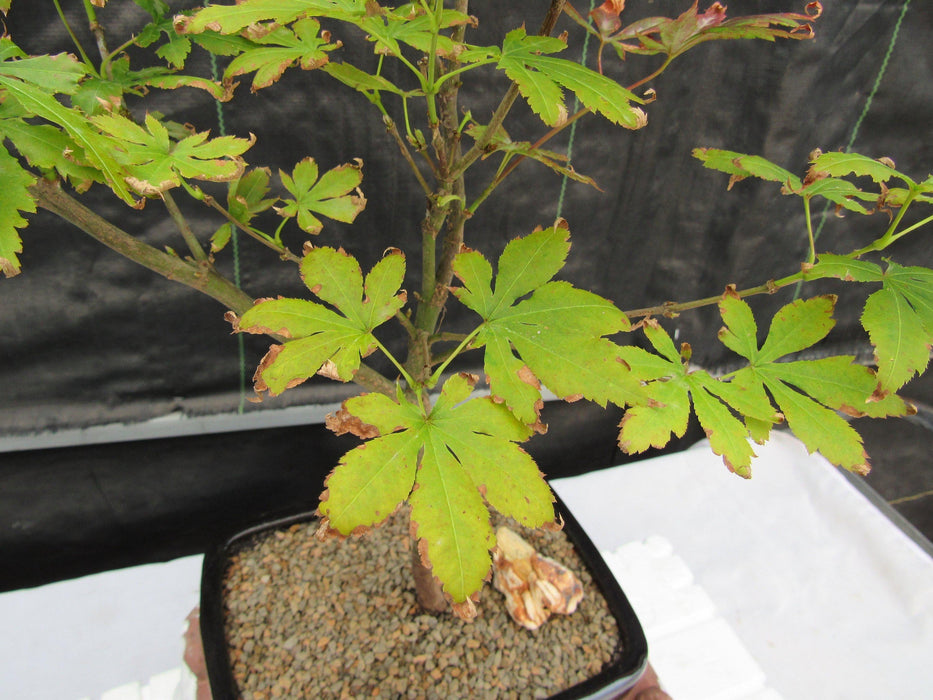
[492, 526, 584, 631]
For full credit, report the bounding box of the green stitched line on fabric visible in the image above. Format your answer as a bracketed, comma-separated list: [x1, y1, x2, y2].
[556, 0, 597, 220]
[811, 0, 910, 246]
[208, 45, 248, 414]
[794, 0, 909, 299]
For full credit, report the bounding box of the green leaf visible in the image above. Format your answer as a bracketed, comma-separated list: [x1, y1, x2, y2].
[144, 73, 232, 102]
[0, 76, 135, 204]
[321, 62, 407, 97]
[411, 431, 493, 608]
[764, 356, 910, 419]
[693, 148, 802, 190]
[322, 428, 423, 532]
[227, 167, 277, 227]
[642, 318, 681, 363]
[0, 143, 35, 277]
[189, 31, 258, 57]
[687, 373, 756, 477]
[762, 377, 870, 475]
[210, 223, 232, 254]
[862, 287, 930, 393]
[68, 58, 202, 114]
[797, 177, 873, 213]
[0, 118, 101, 190]
[156, 34, 193, 69]
[718, 296, 898, 473]
[803, 254, 884, 283]
[237, 247, 405, 392]
[757, 295, 836, 364]
[132, 0, 170, 20]
[0, 50, 86, 95]
[696, 371, 779, 424]
[729, 370, 780, 443]
[618, 322, 762, 475]
[607, 3, 821, 58]
[489, 223, 571, 312]
[524, 56, 647, 129]
[884, 262, 933, 340]
[71, 76, 130, 115]
[717, 292, 759, 361]
[179, 0, 368, 35]
[618, 379, 690, 453]
[276, 157, 365, 235]
[493, 28, 646, 129]
[92, 112, 253, 194]
[319, 374, 553, 606]
[453, 224, 641, 424]
[0, 37, 25, 62]
[810, 151, 908, 185]
[224, 19, 339, 91]
[356, 7, 469, 59]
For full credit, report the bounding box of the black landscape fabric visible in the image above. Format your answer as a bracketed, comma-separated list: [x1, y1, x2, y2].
[0, 1, 930, 589]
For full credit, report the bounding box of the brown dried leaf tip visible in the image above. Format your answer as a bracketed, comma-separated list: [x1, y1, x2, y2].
[325, 403, 381, 439]
[492, 527, 584, 631]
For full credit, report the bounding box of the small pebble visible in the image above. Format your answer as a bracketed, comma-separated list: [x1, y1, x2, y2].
[221, 509, 620, 698]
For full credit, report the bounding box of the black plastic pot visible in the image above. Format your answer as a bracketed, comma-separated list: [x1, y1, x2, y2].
[200, 494, 648, 699]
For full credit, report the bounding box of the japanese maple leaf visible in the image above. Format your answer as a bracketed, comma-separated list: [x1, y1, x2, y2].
[319, 373, 555, 615]
[234, 246, 405, 393]
[275, 157, 366, 235]
[92, 112, 253, 194]
[717, 293, 910, 474]
[453, 222, 645, 426]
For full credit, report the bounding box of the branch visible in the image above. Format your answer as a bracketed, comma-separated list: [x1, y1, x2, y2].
[384, 115, 432, 196]
[199, 192, 301, 264]
[624, 272, 802, 319]
[31, 179, 397, 397]
[162, 190, 209, 263]
[31, 178, 255, 314]
[452, 0, 567, 178]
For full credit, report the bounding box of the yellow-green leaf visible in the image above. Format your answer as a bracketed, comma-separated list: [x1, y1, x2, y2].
[862, 287, 930, 393]
[238, 247, 405, 392]
[764, 377, 870, 474]
[277, 157, 365, 235]
[319, 374, 554, 605]
[0, 143, 35, 277]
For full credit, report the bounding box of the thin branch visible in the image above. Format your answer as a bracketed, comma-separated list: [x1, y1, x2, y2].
[82, 0, 111, 77]
[396, 309, 419, 339]
[477, 58, 672, 200]
[52, 0, 94, 70]
[623, 272, 803, 319]
[452, 0, 567, 179]
[384, 116, 432, 196]
[200, 193, 301, 264]
[162, 190, 209, 263]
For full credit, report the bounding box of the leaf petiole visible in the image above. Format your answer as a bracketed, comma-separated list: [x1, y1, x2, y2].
[852, 190, 917, 257]
[427, 325, 482, 388]
[803, 196, 816, 264]
[888, 212, 933, 243]
[53, 0, 95, 74]
[372, 336, 420, 393]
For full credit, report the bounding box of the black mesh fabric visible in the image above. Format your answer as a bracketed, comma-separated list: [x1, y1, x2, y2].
[0, 1, 930, 588]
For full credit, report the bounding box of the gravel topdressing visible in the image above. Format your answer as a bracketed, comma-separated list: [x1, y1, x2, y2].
[220, 508, 621, 699]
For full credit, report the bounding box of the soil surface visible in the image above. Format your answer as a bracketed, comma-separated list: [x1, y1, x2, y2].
[220, 508, 620, 699]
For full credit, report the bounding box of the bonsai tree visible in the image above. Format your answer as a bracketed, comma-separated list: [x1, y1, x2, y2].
[2, 0, 931, 620]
